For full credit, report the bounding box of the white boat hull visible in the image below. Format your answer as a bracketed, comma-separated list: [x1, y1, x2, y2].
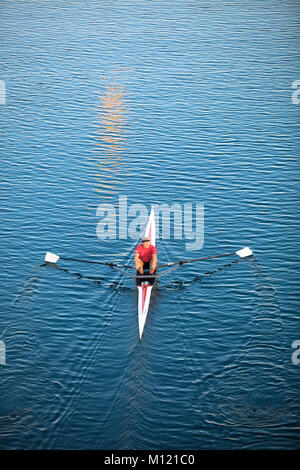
[138, 285, 153, 339]
[137, 208, 156, 339]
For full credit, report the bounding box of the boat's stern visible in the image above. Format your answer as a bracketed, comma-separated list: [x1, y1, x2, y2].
[138, 285, 153, 339]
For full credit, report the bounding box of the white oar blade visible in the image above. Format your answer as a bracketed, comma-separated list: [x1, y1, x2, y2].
[45, 252, 60, 263]
[236, 247, 253, 258]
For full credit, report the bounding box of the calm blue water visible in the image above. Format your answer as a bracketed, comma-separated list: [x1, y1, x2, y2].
[0, 0, 300, 450]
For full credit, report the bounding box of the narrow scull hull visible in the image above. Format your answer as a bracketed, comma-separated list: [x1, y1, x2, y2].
[137, 208, 156, 339]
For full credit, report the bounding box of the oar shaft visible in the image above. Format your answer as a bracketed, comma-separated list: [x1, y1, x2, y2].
[61, 256, 112, 266]
[180, 252, 236, 265]
[157, 252, 236, 268]
[60, 256, 133, 269]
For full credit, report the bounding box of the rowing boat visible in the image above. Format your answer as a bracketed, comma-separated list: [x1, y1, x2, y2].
[44, 218, 253, 340]
[137, 208, 156, 339]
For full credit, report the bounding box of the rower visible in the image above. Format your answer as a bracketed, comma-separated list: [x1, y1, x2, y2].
[135, 236, 157, 276]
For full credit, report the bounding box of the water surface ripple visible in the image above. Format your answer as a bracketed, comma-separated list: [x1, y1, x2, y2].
[0, 0, 299, 450]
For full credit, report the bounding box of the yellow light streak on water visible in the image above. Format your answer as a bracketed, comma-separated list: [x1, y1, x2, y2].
[92, 70, 130, 200]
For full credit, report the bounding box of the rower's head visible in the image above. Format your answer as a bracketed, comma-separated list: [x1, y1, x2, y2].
[141, 236, 150, 248]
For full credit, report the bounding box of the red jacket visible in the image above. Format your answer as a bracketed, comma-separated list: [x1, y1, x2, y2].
[135, 244, 157, 262]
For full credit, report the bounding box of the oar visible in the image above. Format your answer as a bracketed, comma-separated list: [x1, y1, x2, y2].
[157, 247, 253, 268]
[44, 252, 133, 269]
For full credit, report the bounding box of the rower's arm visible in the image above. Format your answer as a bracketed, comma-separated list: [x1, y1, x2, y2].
[134, 252, 140, 270]
[150, 253, 157, 271]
